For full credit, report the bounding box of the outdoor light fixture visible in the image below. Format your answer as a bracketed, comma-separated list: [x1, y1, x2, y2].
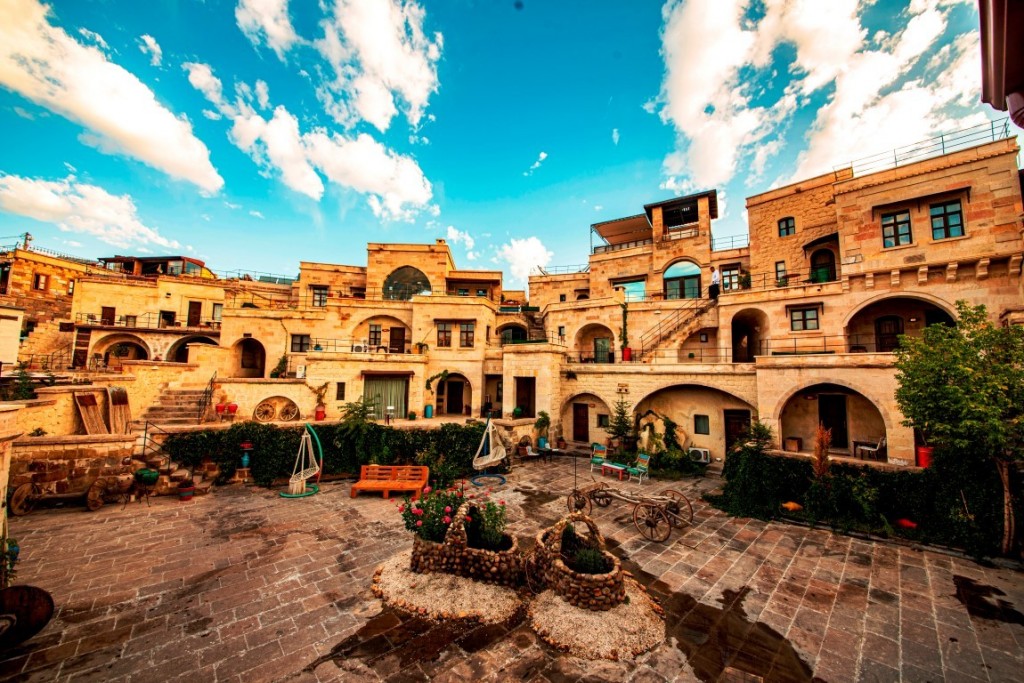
[909, 316, 918, 322]
[804, 394, 817, 400]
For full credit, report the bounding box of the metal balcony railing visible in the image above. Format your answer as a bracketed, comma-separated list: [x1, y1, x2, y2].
[75, 312, 222, 330]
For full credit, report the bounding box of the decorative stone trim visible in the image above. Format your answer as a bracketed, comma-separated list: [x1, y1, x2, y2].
[538, 513, 626, 612]
[409, 501, 522, 587]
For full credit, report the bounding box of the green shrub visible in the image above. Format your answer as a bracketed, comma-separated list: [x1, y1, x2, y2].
[572, 547, 609, 574]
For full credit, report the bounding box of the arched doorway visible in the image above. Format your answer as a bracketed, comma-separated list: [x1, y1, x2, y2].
[574, 323, 615, 363]
[168, 336, 218, 363]
[810, 249, 837, 282]
[846, 296, 955, 352]
[383, 266, 431, 300]
[233, 338, 266, 378]
[663, 261, 702, 299]
[103, 341, 148, 368]
[731, 308, 769, 362]
[779, 383, 885, 456]
[560, 393, 611, 445]
[498, 324, 527, 344]
[435, 373, 472, 416]
[636, 384, 755, 459]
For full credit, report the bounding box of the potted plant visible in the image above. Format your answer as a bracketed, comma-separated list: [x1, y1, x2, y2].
[556, 430, 567, 450]
[738, 272, 752, 289]
[607, 397, 634, 455]
[776, 275, 789, 287]
[619, 300, 632, 361]
[407, 410, 417, 420]
[534, 411, 551, 449]
[415, 342, 429, 353]
[177, 468, 196, 501]
[308, 382, 329, 421]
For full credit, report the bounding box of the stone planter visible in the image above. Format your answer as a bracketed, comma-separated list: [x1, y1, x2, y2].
[409, 501, 522, 587]
[541, 513, 626, 612]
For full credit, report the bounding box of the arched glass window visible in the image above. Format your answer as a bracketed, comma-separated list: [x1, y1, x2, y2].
[383, 266, 431, 300]
[663, 261, 702, 299]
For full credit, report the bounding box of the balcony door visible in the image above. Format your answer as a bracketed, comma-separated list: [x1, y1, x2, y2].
[663, 261, 702, 300]
[187, 301, 202, 327]
[875, 316, 904, 352]
[389, 327, 405, 353]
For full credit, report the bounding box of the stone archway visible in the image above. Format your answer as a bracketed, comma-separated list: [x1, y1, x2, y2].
[560, 392, 612, 445]
[777, 382, 886, 458]
[167, 335, 218, 363]
[497, 323, 528, 344]
[232, 338, 266, 378]
[436, 372, 473, 416]
[844, 295, 956, 352]
[635, 384, 756, 459]
[730, 308, 769, 362]
[574, 323, 616, 363]
[383, 266, 431, 300]
[92, 333, 150, 368]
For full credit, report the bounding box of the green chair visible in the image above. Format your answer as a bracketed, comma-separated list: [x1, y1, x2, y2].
[627, 452, 651, 484]
[590, 443, 608, 471]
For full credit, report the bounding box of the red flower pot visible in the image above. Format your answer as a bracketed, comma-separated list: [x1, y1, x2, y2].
[915, 446, 933, 468]
[227, 403, 238, 415]
[215, 403, 226, 414]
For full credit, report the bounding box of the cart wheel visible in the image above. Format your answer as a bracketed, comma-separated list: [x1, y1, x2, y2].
[567, 490, 592, 515]
[633, 503, 672, 543]
[278, 402, 299, 421]
[86, 479, 107, 511]
[660, 489, 694, 528]
[592, 488, 612, 508]
[9, 483, 36, 517]
[254, 401, 276, 422]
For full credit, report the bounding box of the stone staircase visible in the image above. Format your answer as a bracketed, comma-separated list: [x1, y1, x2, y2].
[523, 309, 549, 341]
[134, 433, 218, 497]
[18, 319, 73, 368]
[132, 387, 209, 429]
[637, 298, 718, 361]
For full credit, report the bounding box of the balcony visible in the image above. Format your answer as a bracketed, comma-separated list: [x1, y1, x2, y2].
[75, 312, 221, 332]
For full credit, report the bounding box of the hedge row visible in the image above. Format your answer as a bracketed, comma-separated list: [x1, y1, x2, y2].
[712, 442, 1011, 557]
[161, 421, 486, 488]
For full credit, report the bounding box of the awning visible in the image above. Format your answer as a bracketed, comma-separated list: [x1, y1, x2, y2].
[360, 370, 414, 377]
[802, 232, 839, 251]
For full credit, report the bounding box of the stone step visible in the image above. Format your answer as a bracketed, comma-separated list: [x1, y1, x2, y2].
[194, 480, 213, 495]
[169, 468, 190, 482]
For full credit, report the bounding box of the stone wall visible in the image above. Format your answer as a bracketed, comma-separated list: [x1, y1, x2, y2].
[0, 405, 21, 506]
[9, 434, 136, 495]
[0, 248, 94, 327]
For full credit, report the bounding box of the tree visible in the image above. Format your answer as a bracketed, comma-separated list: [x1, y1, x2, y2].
[607, 397, 634, 451]
[894, 301, 1024, 554]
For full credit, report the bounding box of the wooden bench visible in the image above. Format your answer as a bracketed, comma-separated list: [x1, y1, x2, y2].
[350, 465, 430, 500]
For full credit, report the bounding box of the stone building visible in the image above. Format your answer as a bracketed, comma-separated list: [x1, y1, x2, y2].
[39, 125, 1024, 470]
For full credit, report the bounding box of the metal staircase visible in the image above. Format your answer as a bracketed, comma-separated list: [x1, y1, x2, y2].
[638, 293, 717, 360]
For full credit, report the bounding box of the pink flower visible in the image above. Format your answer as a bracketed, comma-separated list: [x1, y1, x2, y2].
[456, 491, 463, 497]
[499, 500, 506, 506]
[413, 508, 424, 516]
[468, 494, 475, 499]
[465, 515, 472, 522]
[444, 506, 452, 513]
[398, 505, 405, 513]
[443, 516, 451, 524]
[416, 520, 422, 527]
[423, 486, 432, 494]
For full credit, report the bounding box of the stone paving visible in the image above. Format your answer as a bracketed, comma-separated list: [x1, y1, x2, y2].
[3, 457, 1024, 682]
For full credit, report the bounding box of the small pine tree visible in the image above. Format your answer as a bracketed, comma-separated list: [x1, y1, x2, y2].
[13, 364, 35, 400]
[608, 397, 634, 448]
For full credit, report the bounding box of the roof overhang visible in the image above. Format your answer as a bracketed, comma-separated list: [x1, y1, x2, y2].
[979, 0, 1024, 127]
[643, 190, 718, 223]
[591, 214, 651, 246]
[802, 232, 840, 251]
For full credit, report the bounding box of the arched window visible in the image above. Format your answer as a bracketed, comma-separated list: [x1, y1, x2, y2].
[663, 261, 702, 300]
[383, 266, 431, 300]
[810, 249, 836, 282]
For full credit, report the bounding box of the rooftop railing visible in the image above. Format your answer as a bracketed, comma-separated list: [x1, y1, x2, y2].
[75, 312, 222, 330]
[719, 266, 840, 294]
[836, 118, 1014, 177]
[531, 264, 590, 276]
[711, 234, 750, 251]
[592, 238, 653, 255]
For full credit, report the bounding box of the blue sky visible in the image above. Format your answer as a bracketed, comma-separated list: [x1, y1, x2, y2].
[0, 0, 1018, 285]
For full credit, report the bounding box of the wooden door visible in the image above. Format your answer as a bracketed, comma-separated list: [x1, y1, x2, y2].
[187, 301, 202, 327]
[101, 307, 116, 325]
[445, 380, 464, 414]
[594, 337, 610, 363]
[723, 409, 751, 453]
[874, 316, 904, 352]
[389, 327, 406, 353]
[572, 403, 589, 443]
[818, 395, 849, 448]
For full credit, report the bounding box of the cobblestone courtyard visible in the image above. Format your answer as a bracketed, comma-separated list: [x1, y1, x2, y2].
[3, 458, 1023, 682]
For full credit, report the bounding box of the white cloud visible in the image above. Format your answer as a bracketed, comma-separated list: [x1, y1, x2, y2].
[314, 0, 443, 131]
[0, 173, 180, 249]
[202, 109, 222, 120]
[466, 250, 477, 261]
[62, 239, 82, 248]
[249, 209, 265, 219]
[224, 200, 242, 209]
[611, 128, 620, 145]
[594, 205, 604, 211]
[655, 0, 983, 190]
[13, 106, 34, 120]
[236, 0, 300, 60]
[523, 151, 548, 176]
[187, 60, 434, 220]
[255, 80, 270, 109]
[139, 34, 162, 66]
[0, 1, 223, 193]
[77, 28, 108, 50]
[445, 225, 474, 250]
[496, 236, 553, 284]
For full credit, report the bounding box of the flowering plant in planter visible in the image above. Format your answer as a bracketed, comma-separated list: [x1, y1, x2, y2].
[464, 496, 509, 551]
[398, 486, 462, 543]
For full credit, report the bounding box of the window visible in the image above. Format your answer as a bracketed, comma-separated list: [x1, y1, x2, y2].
[778, 217, 795, 237]
[930, 200, 964, 240]
[212, 303, 223, 321]
[476, 289, 487, 297]
[291, 334, 311, 352]
[124, 315, 137, 327]
[617, 280, 646, 302]
[775, 261, 787, 279]
[310, 285, 328, 307]
[597, 414, 610, 428]
[457, 288, 469, 296]
[368, 324, 382, 347]
[721, 266, 740, 291]
[694, 414, 710, 435]
[67, 280, 75, 295]
[33, 273, 48, 290]
[559, 294, 566, 302]
[437, 322, 452, 347]
[790, 307, 819, 331]
[882, 210, 912, 247]
[460, 323, 475, 347]
[336, 382, 346, 401]
[558, 325, 566, 337]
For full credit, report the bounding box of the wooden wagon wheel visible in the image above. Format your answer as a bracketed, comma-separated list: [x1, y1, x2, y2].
[633, 502, 672, 543]
[254, 401, 277, 422]
[660, 489, 694, 528]
[9, 483, 37, 517]
[86, 478, 109, 511]
[591, 488, 612, 508]
[278, 401, 299, 421]
[566, 490, 592, 515]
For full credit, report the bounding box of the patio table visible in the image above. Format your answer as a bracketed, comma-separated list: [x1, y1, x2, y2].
[601, 463, 626, 480]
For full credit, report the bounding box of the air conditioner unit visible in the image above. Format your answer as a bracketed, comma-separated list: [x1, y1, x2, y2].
[688, 448, 711, 464]
[351, 343, 368, 353]
[295, 365, 306, 379]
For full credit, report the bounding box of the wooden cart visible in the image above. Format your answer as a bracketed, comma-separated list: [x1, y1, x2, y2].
[566, 481, 694, 543]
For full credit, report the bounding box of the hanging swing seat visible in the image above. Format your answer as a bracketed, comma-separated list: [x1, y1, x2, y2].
[473, 418, 509, 471]
[280, 425, 323, 498]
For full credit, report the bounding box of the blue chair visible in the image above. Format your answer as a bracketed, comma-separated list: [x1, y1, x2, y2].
[627, 452, 651, 484]
[590, 443, 608, 471]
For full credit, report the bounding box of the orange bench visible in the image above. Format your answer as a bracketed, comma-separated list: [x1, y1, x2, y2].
[350, 465, 430, 500]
